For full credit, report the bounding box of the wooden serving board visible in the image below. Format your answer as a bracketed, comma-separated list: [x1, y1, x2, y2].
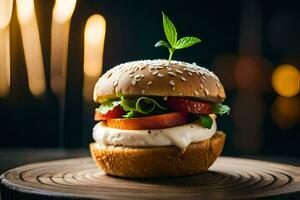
[1, 157, 300, 200]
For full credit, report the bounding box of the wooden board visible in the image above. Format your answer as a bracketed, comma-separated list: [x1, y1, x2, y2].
[1, 157, 300, 200]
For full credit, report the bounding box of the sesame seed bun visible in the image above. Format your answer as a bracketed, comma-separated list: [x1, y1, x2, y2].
[93, 60, 225, 103]
[90, 132, 225, 178]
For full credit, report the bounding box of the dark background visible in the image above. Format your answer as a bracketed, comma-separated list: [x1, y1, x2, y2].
[0, 0, 299, 156]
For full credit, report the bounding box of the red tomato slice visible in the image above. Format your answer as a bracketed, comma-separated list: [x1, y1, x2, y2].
[166, 97, 212, 114]
[95, 105, 125, 120]
[106, 112, 189, 130]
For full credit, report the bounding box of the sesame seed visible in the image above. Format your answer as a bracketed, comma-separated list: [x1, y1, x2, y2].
[141, 90, 145, 94]
[167, 71, 177, 76]
[113, 81, 118, 87]
[179, 93, 183, 96]
[139, 66, 145, 70]
[128, 74, 134, 78]
[152, 70, 159, 75]
[169, 80, 175, 86]
[106, 71, 112, 78]
[216, 82, 220, 88]
[172, 86, 176, 90]
[181, 76, 187, 81]
[202, 75, 206, 80]
[147, 81, 152, 85]
[131, 79, 136, 86]
[194, 90, 199, 95]
[200, 83, 204, 88]
[204, 89, 209, 95]
[163, 96, 168, 101]
[175, 69, 183, 74]
[188, 72, 193, 76]
[157, 73, 164, 77]
[135, 74, 141, 78]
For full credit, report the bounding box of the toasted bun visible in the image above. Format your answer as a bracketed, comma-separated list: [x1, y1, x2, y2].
[90, 132, 225, 178]
[94, 60, 225, 103]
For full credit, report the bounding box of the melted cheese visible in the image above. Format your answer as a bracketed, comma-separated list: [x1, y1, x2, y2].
[93, 118, 217, 149]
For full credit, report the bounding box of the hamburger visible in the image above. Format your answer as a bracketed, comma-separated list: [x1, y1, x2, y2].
[90, 59, 230, 178]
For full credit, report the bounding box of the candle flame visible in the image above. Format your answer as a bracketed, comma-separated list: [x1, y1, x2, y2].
[53, 0, 77, 23]
[16, 0, 46, 97]
[84, 14, 106, 77]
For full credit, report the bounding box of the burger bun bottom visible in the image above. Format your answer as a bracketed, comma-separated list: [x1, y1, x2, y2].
[90, 131, 225, 178]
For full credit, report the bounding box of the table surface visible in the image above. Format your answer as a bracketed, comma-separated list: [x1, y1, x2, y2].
[1, 148, 300, 200]
[1, 148, 300, 173]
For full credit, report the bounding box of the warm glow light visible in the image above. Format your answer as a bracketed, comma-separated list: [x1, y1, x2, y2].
[16, 0, 46, 97]
[53, 0, 77, 23]
[272, 96, 299, 129]
[83, 14, 106, 101]
[51, 0, 77, 96]
[272, 64, 300, 97]
[0, 0, 13, 28]
[84, 14, 106, 77]
[0, 0, 13, 97]
[16, 0, 34, 24]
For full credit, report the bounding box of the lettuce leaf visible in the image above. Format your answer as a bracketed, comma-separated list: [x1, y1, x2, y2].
[121, 96, 167, 118]
[97, 100, 121, 114]
[97, 96, 168, 118]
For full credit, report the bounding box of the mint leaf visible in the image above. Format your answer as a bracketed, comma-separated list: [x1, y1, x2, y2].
[175, 37, 201, 49]
[154, 40, 170, 48]
[121, 96, 167, 118]
[155, 12, 202, 61]
[162, 12, 177, 47]
[199, 115, 213, 129]
[212, 103, 230, 115]
[97, 101, 121, 114]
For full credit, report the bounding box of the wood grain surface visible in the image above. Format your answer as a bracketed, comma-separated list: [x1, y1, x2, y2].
[1, 157, 300, 200]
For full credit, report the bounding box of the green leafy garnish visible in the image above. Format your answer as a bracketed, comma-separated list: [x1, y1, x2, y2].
[199, 115, 213, 129]
[154, 12, 201, 61]
[121, 96, 167, 118]
[97, 101, 121, 114]
[212, 103, 231, 115]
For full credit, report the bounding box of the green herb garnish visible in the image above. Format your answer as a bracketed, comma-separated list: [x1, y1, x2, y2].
[155, 12, 201, 61]
[212, 103, 231, 115]
[199, 115, 213, 129]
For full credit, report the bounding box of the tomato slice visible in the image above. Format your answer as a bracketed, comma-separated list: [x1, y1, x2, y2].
[106, 112, 189, 130]
[95, 105, 125, 120]
[166, 97, 212, 114]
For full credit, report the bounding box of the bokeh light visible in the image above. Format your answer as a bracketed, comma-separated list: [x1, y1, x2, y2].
[16, 0, 34, 24]
[84, 14, 106, 77]
[53, 0, 77, 23]
[271, 96, 299, 129]
[271, 64, 300, 97]
[234, 55, 272, 91]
